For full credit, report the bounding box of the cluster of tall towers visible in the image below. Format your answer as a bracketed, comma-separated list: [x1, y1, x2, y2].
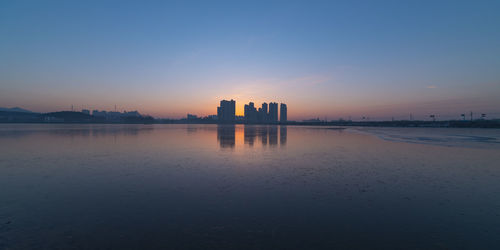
[217, 99, 287, 124]
[244, 102, 287, 124]
[217, 99, 236, 123]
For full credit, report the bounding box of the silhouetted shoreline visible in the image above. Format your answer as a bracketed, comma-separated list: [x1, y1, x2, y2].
[1, 111, 499, 128]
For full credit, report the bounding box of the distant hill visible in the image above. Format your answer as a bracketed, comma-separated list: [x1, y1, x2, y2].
[0, 107, 34, 113]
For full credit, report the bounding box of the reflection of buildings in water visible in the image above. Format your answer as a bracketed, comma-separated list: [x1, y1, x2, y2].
[217, 124, 235, 148]
[217, 125, 287, 149]
[242, 125, 287, 147]
[280, 126, 287, 146]
[259, 126, 268, 145]
[244, 125, 256, 146]
[269, 126, 278, 146]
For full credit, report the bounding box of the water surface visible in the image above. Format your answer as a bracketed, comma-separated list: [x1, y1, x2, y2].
[1, 124, 500, 249]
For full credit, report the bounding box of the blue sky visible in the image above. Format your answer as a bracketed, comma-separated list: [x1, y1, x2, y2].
[1, 0, 499, 120]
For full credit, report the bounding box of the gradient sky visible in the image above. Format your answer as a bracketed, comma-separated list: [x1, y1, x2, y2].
[1, 0, 499, 120]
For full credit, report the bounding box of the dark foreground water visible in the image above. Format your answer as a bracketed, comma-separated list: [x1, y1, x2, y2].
[1, 124, 500, 249]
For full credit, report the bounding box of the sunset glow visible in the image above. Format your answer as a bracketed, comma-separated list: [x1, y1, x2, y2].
[2, 1, 500, 249]
[1, 1, 499, 120]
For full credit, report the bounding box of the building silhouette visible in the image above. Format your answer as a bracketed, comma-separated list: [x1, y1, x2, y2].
[241, 101, 285, 124]
[217, 99, 235, 123]
[187, 114, 198, 120]
[280, 103, 287, 123]
[261, 103, 268, 122]
[269, 102, 278, 123]
[244, 102, 258, 123]
[219, 99, 286, 124]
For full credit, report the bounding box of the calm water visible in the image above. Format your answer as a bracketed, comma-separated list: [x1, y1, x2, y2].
[1, 124, 500, 249]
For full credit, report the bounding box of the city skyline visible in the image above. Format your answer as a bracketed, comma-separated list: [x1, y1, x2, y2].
[1, 1, 500, 120]
[218, 99, 286, 123]
[1, 98, 498, 122]
[2, 1, 500, 249]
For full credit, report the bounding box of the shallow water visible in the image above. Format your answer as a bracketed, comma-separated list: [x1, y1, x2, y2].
[1, 124, 499, 249]
[350, 127, 500, 149]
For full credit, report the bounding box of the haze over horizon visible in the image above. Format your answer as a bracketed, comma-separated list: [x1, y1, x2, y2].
[1, 0, 500, 120]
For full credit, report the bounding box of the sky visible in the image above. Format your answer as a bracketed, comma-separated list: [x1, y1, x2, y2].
[1, 0, 499, 120]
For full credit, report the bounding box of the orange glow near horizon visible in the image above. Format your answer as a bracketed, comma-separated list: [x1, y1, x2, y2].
[4, 92, 500, 121]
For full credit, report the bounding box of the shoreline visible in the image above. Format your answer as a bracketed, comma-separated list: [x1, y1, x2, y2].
[1, 121, 500, 128]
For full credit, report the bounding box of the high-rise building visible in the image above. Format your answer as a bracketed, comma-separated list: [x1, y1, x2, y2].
[280, 103, 287, 123]
[244, 102, 258, 123]
[217, 99, 285, 124]
[261, 102, 268, 122]
[269, 102, 278, 123]
[217, 99, 235, 123]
